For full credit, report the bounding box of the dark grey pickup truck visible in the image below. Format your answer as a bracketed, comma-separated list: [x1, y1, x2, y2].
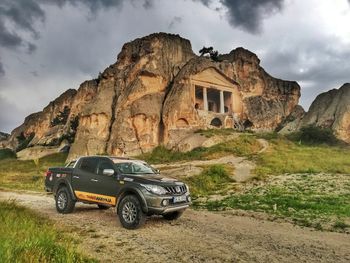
[45, 156, 191, 229]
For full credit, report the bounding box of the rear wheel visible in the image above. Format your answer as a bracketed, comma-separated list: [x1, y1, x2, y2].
[55, 187, 75, 214]
[163, 211, 183, 220]
[118, 195, 146, 229]
[97, 204, 110, 210]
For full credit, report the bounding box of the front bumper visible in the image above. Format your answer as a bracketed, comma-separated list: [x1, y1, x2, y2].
[142, 190, 191, 214]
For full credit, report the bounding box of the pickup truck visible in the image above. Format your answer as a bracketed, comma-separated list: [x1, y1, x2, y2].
[45, 156, 191, 229]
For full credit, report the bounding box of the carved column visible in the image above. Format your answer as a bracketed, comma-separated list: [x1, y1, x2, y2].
[220, 90, 224, 113]
[203, 87, 208, 111]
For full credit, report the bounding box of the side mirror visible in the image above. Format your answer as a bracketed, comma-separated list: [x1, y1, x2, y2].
[155, 169, 160, 174]
[103, 169, 115, 176]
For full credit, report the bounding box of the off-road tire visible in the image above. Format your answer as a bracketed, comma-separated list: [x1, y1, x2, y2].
[163, 211, 183, 220]
[97, 204, 110, 210]
[118, 195, 146, 229]
[55, 187, 75, 214]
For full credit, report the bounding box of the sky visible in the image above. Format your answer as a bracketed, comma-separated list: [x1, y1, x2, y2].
[0, 0, 350, 133]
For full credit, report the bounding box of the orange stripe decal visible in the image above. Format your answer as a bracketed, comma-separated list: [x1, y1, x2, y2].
[74, 191, 116, 205]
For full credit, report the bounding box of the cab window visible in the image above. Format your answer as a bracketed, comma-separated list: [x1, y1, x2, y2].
[80, 158, 98, 174]
[97, 160, 115, 175]
[66, 161, 76, 168]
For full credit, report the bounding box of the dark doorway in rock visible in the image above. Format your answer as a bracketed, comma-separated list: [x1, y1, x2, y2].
[210, 118, 222, 127]
[243, 120, 253, 129]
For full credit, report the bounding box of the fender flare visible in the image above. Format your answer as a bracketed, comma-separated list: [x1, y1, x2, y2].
[53, 179, 77, 201]
[116, 187, 148, 214]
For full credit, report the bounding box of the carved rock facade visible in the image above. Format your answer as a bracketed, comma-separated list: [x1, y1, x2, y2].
[4, 33, 301, 158]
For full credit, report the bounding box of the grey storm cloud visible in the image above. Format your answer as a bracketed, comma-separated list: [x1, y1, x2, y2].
[0, 0, 147, 76]
[198, 0, 285, 33]
[0, 60, 4, 77]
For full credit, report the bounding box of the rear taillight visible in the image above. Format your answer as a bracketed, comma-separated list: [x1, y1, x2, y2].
[45, 170, 52, 177]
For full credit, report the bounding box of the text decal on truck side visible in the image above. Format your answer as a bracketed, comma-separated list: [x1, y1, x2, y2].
[74, 191, 116, 205]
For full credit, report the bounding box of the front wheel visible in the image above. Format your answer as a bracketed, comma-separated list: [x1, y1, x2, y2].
[163, 211, 183, 220]
[55, 187, 75, 214]
[118, 195, 145, 229]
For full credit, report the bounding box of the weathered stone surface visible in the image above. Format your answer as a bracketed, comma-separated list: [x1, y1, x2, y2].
[3, 33, 302, 159]
[299, 83, 350, 143]
[278, 105, 305, 134]
[70, 33, 195, 159]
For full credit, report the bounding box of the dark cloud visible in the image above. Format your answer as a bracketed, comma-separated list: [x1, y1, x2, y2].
[168, 16, 182, 29]
[198, 0, 285, 33]
[0, 60, 4, 77]
[0, 0, 153, 77]
[261, 37, 350, 108]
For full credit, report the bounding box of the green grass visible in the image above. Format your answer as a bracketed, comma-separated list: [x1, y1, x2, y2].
[254, 138, 350, 176]
[0, 152, 68, 191]
[140, 134, 261, 164]
[202, 173, 350, 231]
[0, 200, 96, 263]
[183, 164, 234, 198]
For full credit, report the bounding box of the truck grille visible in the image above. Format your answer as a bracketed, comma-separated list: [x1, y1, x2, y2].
[165, 185, 187, 195]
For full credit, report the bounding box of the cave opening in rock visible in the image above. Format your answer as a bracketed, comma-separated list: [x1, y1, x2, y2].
[210, 118, 222, 127]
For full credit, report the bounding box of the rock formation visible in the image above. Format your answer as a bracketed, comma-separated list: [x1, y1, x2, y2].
[5, 80, 98, 151]
[0, 132, 9, 148]
[2, 33, 301, 159]
[298, 83, 350, 143]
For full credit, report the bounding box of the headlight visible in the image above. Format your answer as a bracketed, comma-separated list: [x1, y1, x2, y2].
[185, 184, 190, 192]
[141, 184, 167, 195]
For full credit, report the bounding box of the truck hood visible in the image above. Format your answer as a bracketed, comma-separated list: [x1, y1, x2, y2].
[122, 174, 183, 185]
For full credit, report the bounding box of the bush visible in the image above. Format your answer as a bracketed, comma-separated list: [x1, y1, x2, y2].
[16, 132, 35, 152]
[0, 149, 16, 160]
[288, 125, 339, 145]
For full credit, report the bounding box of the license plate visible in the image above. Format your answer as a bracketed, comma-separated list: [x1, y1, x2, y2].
[173, 195, 186, 203]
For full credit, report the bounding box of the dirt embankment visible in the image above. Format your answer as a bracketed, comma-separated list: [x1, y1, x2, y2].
[1, 190, 349, 263]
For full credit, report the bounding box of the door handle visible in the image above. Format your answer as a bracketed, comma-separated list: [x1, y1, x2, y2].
[73, 176, 79, 179]
[91, 179, 99, 182]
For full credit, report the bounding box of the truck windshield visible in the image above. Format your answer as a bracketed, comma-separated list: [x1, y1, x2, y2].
[114, 161, 156, 175]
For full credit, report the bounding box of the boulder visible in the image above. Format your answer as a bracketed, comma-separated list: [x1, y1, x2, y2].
[299, 83, 350, 143]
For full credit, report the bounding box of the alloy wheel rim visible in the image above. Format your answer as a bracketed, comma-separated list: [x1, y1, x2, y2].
[57, 192, 67, 210]
[122, 201, 137, 223]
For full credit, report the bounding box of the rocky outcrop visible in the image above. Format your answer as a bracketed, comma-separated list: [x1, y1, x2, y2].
[3, 33, 302, 159]
[299, 84, 350, 143]
[0, 132, 9, 148]
[69, 33, 195, 158]
[5, 80, 98, 151]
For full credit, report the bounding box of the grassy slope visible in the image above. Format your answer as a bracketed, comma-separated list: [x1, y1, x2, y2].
[202, 173, 350, 231]
[183, 164, 234, 198]
[0, 151, 67, 191]
[140, 134, 261, 164]
[0, 200, 96, 263]
[254, 138, 350, 176]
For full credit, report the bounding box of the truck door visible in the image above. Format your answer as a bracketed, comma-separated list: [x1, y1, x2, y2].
[94, 158, 119, 198]
[71, 157, 100, 201]
[72, 157, 117, 206]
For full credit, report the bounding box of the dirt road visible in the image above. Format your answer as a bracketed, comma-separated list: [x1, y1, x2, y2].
[1, 190, 349, 263]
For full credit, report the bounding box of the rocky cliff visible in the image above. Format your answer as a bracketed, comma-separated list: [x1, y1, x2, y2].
[299, 83, 350, 143]
[5, 80, 98, 151]
[3, 33, 301, 159]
